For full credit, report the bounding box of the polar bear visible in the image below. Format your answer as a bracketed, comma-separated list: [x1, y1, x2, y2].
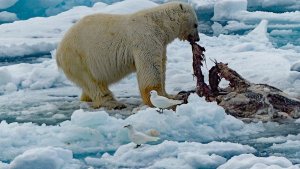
[56, 2, 199, 109]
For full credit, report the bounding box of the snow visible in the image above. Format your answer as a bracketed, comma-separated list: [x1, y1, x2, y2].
[0, 11, 18, 22]
[0, 0, 300, 168]
[189, 0, 218, 9]
[270, 29, 294, 36]
[218, 154, 299, 169]
[0, 0, 157, 57]
[0, 95, 261, 162]
[245, 20, 269, 43]
[0, 43, 56, 58]
[1, 0, 300, 57]
[126, 94, 261, 141]
[199, 24, 300, 97]
[271, 139, 300, 153]
[9, 147, 80, 169]
[0, 0, 18, 9]
[208, 0, 300, 48]
[291, 62, 300, 72]
[85, 140, 255, 168]
[211, 0, 300, 23]
[256, 134, 300, 144]
[0, 147, 82, 169]
[213, 0, 247, 21]
[248, 0, 300, 11]
[0, 59, 67, 94]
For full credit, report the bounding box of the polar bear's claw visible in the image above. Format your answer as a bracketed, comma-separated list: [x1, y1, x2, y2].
[92, 100, 126, 110]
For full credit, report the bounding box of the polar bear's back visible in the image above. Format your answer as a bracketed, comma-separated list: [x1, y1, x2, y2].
[64, 13, 130, 50]
[57, 13, 136, 83]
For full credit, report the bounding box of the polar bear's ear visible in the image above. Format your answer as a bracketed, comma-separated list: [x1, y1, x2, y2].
[179, 4, 183, 10]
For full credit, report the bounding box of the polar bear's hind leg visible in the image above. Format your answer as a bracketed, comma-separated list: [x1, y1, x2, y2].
[66, 64, 126, 109]
[80, 92, 92, 102]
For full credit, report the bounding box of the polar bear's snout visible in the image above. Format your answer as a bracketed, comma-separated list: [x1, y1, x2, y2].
[194, 33, 200, 42]
[187, 23, 200, 42]
[188, 33, 200, 43]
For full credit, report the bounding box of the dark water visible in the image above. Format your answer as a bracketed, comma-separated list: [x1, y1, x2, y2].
[270, 30, 300, 48]
[0, 53, 51, 66]
[0, 97, 79, 125]
[228, 122, 300, 164]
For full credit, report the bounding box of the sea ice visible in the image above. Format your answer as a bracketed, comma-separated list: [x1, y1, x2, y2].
[218, 154, 299, 169]
[0, 0, 299, 168]
[213, 0, 247, 21]
[0, 11, 18, 22]
[0, 0, 157, 57]
[1, 147, 82, 169]
[291, 62, 300, 72]
[85, 140, 255, 169]
[0, 0, 18, 9]
[0, 94, 262, 162]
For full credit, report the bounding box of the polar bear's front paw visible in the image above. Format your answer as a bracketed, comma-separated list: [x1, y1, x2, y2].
[103, 101, 127, 110]
[164, 93, 182, 100]
[92, 101, 126, 109]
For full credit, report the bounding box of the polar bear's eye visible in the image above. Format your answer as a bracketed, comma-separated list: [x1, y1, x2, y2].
[194, 24, 198, 28]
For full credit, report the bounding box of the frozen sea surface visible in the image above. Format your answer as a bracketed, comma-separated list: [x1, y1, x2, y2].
[0, 0, 300, 168]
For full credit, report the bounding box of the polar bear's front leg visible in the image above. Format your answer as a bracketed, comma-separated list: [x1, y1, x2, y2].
[160, 50, 176, 99]
[140, 84, 164, 107]
[134, 52, 167, 106]
[161, 50, 168, 97]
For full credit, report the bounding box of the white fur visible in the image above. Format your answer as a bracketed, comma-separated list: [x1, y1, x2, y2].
[56, 2, 199, 109]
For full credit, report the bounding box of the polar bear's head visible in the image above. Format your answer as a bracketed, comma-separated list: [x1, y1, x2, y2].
[177, 3, 200, 42]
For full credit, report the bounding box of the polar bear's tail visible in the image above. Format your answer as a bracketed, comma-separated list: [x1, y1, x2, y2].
[55, 46, 64, 69]
[55, 50, 61, 67]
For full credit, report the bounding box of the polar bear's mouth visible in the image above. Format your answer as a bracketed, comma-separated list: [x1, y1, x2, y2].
[187, 34, 200, 43]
